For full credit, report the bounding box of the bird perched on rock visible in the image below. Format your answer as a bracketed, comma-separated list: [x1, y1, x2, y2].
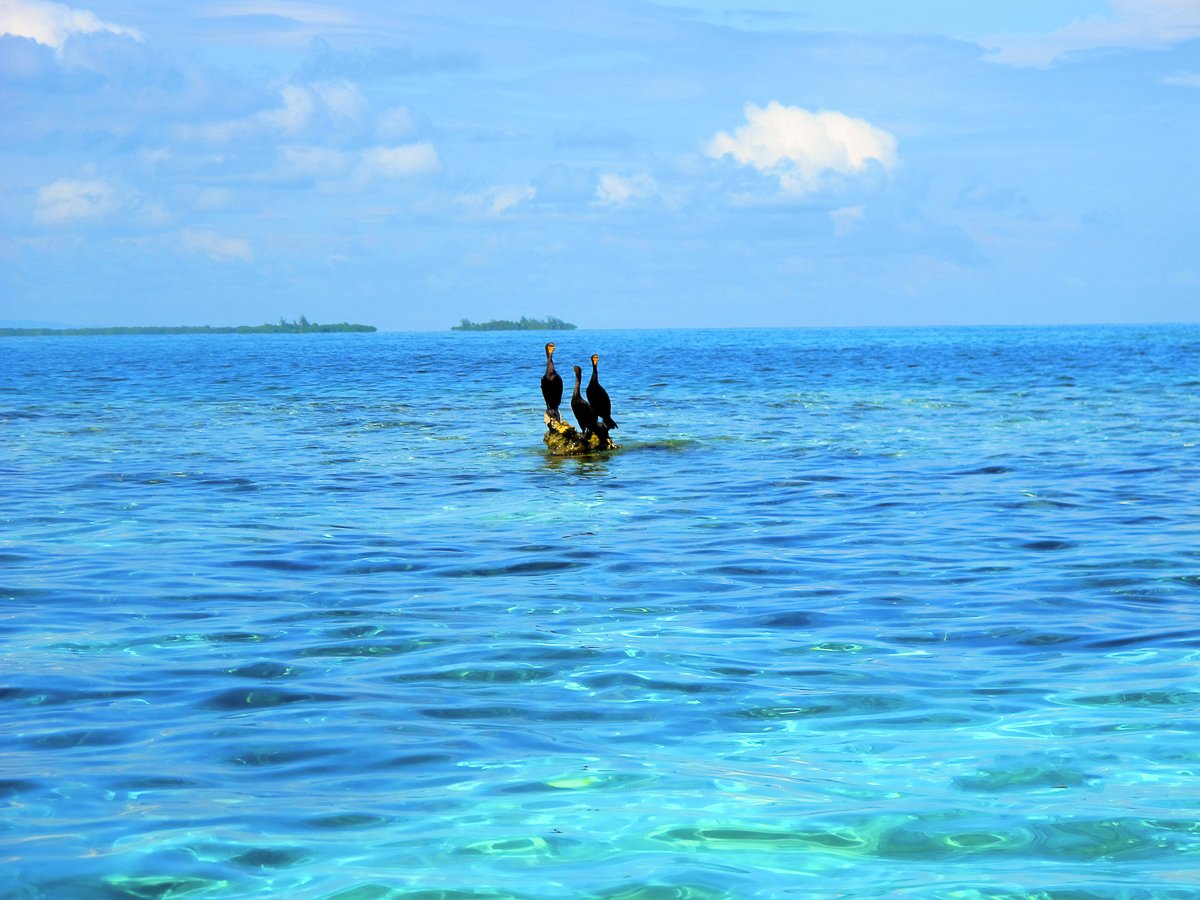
[572, 365, 607, 445]
[586, 354, 618, 431]
[541, 342, 563, 422]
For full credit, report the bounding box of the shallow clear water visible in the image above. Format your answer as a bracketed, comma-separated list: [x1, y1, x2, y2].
[3, 325, 1200, 899]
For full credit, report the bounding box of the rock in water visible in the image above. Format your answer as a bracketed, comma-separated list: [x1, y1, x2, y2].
[543, 412, 619, 455]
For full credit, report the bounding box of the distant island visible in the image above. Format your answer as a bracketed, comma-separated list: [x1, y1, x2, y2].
[0, 316, 376, 336]
[452, 316, 576, 332]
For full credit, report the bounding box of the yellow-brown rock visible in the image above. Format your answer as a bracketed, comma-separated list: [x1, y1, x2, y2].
[543, 412, 618, 456]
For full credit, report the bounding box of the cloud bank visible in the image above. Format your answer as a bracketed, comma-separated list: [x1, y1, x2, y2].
[987, 0, 1200, 67]
[0, 0, 143, 50]
[707, 102, 898, 195]
[183, 229, 252, 263]
[595, 173, 659, 206]
[35, 177, 118, 224]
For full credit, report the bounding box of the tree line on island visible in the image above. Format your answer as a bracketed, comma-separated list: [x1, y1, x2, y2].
[0, 316, 375, 336]
[452, 315, 576, 331]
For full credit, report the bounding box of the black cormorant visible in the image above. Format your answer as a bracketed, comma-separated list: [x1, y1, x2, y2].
[541, 342, 563, 421]
[572, 364, 607, 445]
[586, 354, 618, 431]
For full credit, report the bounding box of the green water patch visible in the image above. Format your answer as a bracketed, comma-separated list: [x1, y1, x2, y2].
[649, 814, 1200, 864]
[229, 846, 311, 870]
[297, 639, 432, 658]
[650, 824, 871, 854]
[737, 693, 909, 719]
[387, 665, 559, 685]
[1067, 690, 1200, 708]
[594, 885, 730, 900]
[955, 765, 1091, 793]
[100, 874, 229, 897]
[305, 813, 396, 829]
[327, 889, 521, 900]
[223, 660, 306, 679]
[495, 770, 654, 794]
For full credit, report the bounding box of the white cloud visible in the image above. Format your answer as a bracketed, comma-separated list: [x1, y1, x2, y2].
[188, 81, 366, 143]
[595, 173, 659, 206]
[310, 80, 368, 126]
[356, 142, 439, 180]
[35, 177, 118, 224]
[376, 106, 418, 141]
[460, 185, 536, 218]
[195, 188, 232, 211]
[707, 102, 898, 195]
[0, 0, 143, 51]
[140, 148, 172, 165]
[280, 145, 353, 179]
[1164, 71, 1200, 86]
[258, 84, 316, 135]
[830, 205, 865, 236]
[183, 229, 252, 263]
[986, 0, 1200, 67]
[199, 2, 355, 28]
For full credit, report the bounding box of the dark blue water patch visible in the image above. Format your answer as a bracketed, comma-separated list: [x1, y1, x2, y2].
[433, 559, 586, 577]
[297, 639, 432, 658]
[0, 686, 151, 706]
[113, 775, 209, 792]
[716, 610, 819, 630]
[0, 778, 43, 797]
[578, 672, 732, 695]
[370, 752, 461, 770]
[23, 728, 140, 749]
[1084, 629, 1200, 650]
[223, 661, 308, 679]
[200, 688, 351, 710]
[228, 557, 326, 572]
[1018, 539, 1080, 552]
[222, 744, 347, 768]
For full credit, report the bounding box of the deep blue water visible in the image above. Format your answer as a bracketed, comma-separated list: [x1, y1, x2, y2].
[3, 325, 1200, 899]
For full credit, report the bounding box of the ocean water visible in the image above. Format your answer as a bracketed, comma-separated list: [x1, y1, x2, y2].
[3, 325, 1200, 899]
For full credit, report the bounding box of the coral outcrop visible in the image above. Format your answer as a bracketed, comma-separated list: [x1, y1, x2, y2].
[543, 413, 619, 456]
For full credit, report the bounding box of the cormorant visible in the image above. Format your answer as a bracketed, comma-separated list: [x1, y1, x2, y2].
[541, 342, 563, 422]
[586, 354, 618, 431]
[572, 365, 608, 445]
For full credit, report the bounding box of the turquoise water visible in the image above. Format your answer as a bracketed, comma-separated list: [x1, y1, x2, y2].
[3, 325, 1200, 899]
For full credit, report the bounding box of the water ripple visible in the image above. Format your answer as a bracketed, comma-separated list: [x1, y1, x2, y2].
[3, 326, 1199, 897]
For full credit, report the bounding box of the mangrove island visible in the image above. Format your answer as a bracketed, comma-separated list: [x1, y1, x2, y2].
[0, 316, 376, 337]
[452, 316, 576, 332]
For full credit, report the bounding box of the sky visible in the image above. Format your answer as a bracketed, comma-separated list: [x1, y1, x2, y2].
[2, 0, 1198, 330]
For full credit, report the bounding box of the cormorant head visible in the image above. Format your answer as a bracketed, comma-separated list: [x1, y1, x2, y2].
[573, 365, 582, 377]
[591, 354, 599, 365]
[545, 342, 555, 355]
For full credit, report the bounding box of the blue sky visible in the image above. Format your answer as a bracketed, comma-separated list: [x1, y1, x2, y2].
[2, 0, 1198, 330]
